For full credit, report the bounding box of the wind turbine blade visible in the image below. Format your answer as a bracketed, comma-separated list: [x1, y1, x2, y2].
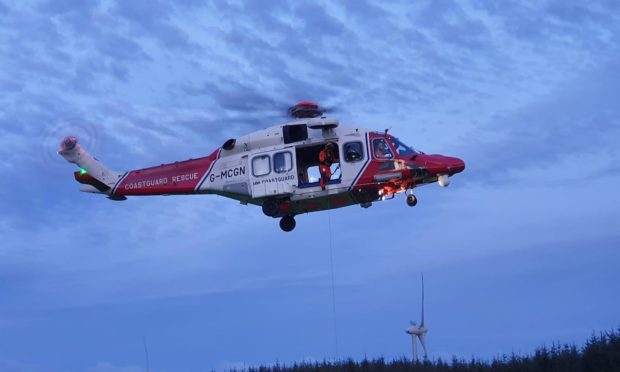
[419, 333, 428, 359]
[420, 273, 425, 327]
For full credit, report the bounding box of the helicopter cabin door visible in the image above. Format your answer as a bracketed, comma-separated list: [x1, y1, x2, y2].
[250, 148, 298, 199]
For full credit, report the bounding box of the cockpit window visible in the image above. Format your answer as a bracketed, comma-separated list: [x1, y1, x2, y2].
[391, 137, 419, 156]
[372, 138, 394, 159]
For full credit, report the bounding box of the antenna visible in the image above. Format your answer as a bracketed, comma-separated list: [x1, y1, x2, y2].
[143, 337, 150, 372]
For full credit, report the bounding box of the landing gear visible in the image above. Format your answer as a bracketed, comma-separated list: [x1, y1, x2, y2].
[262, 199, 280, 217]
[406, 194, 418, 207]
[279, 215, 296, 232]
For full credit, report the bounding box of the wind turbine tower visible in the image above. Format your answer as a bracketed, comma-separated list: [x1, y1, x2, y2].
[405, 273, 428, 362]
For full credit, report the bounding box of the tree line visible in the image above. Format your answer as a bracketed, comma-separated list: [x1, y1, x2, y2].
[230, 328, 619, 372]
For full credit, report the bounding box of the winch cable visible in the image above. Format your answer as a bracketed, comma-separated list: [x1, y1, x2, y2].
[327, 195, 339, 359]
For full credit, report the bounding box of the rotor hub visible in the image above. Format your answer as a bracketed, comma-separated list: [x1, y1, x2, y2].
[60, 135, 78, 151]
[288, 101, 323, 119]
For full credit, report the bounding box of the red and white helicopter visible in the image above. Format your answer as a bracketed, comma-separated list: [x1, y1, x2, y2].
[59, 101, 465, 231]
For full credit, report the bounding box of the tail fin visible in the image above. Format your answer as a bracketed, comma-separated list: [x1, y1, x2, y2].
[58, 136, 125, 196]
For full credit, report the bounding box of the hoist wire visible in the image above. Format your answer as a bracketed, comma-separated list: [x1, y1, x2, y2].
[143, 336, 150, 372]
[327, 196, 339, 359]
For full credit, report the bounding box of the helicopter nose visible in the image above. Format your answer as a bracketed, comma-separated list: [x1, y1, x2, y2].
[446, 156, 465, 175]
[413, 154, 465, 176]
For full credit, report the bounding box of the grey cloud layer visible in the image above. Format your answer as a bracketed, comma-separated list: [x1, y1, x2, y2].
[1, 0, 618, 233]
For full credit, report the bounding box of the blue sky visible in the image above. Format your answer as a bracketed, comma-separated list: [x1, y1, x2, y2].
[1, 1, 619, 371]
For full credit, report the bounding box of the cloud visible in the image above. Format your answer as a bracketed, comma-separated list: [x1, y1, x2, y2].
[458, 55, 620, 185]
[0, 190, 350, 310]
[0, 359, 45, 372]
[292, 2, 346, 37]
[478, 1, 620, 44]
[36, 0, 100, 15]
[108, 0, 200, 52]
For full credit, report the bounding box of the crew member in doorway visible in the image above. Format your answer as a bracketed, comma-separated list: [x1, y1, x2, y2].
[319, 142, 336, 190]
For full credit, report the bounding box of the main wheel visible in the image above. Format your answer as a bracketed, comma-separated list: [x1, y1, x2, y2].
[406, 194, 418, 207]
[262, 199, 280, 217]
[279, 216, 296, 232]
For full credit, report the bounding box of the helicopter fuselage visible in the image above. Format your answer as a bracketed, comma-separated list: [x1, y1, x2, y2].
[62, 116, 465, 231]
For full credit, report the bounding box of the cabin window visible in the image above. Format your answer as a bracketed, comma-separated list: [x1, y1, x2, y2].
[252, 155, 271, 177]
[306, 165, 321, 183]
[344, 141, 364, 162]
[274, 151, 293, 173]
[372, 138, 394, 159]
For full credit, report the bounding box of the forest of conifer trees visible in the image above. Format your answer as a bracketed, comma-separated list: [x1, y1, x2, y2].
[231, 328, 620, 372]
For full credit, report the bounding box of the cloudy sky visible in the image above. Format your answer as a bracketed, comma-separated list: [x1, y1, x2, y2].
[1, 0, 619, 371]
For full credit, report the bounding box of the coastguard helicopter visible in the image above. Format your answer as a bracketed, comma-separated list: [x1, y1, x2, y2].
[59, 101, 465, 231]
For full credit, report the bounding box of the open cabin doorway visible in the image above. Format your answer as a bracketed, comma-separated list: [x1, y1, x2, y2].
[295, 143, 341, 189]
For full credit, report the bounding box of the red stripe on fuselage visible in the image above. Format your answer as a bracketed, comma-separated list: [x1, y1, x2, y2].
[114, 149, 219, 196]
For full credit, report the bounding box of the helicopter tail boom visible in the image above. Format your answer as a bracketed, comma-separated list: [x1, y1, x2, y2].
[110, 149, 220, 197]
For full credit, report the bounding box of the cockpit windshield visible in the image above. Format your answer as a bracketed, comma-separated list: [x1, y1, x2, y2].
[391, 137, 420, 156]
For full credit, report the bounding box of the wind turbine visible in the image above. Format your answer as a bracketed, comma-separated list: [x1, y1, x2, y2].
[405, 273, 428, 362]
